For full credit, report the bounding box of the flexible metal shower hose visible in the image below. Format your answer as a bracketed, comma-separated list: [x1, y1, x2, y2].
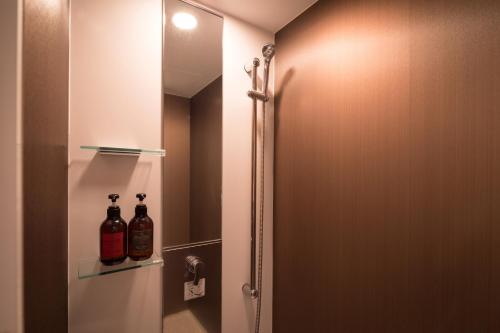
[254, 102, 266, 333]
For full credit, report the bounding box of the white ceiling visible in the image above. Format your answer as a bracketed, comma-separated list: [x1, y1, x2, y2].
[195, 0, 318, 33]
[164, 0, 223, 98]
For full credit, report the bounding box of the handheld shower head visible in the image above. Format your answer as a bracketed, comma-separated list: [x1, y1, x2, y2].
[262, 43, 275, 62]
[261, 44, 275, 98]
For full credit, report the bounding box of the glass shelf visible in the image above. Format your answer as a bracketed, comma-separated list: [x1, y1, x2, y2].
[80, 145, 165, 157]
[78, 252, 164, 279]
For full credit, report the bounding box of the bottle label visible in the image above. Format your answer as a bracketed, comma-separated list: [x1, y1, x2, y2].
[102, 232, 124, 258]
[131, 229, 153, 251]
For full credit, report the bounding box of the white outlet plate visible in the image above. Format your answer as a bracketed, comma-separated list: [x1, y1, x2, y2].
[184, 278, 206, 301]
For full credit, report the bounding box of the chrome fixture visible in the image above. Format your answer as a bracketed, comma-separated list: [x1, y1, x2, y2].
[242, 43, 275, 333]
[185, 255, 204, 286]
[245, 44, 275, 103]
[262, 43, 275, 99]
[242, 56, 260, 300]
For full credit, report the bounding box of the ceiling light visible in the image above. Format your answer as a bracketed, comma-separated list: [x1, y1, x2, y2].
[172, 12, 197, 30]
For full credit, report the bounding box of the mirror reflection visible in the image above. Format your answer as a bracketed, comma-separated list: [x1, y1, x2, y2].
[163, 1, 223, 332]
[163, 0, 223, 248]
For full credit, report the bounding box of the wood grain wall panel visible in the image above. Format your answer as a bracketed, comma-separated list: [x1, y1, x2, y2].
[22, 0, 69, 331]
[407, 2, 500, 331]
[164, 94, 191, 246]
[274, 0, 500, 332]
[190, 77, 222, 243]
[491, 38, 500, 332]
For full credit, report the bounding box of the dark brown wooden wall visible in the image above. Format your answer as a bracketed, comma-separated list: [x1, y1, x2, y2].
[274, 0, 500, 332]
[163, 76, 222, 247]
[190, 76, 222, 243]
[164, 94, 191, 246]
[23, 0, 69, 332]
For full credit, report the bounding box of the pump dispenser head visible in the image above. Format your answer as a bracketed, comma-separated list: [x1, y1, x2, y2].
[107, 193, 121, 217]
[135, 193, 148, 215]
[108, 193, 119, 205]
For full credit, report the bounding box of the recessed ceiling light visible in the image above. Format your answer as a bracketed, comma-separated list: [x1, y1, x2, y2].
[172, 12, 197, 30]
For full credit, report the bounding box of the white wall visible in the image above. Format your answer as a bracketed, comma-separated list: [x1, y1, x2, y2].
[68, 1, 163, 332]
[68, 3, 274, 333]
[0, 0, 22, 332]
[222, 16, 274, 333]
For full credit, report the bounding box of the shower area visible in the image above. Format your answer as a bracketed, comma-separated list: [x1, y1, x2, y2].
[242, 44, 275, 333]
[17, 0, 499, 332]
[162, 0, 275, 331]
[161, 0, 276, 331]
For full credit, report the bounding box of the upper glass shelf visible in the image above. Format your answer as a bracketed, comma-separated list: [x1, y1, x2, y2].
[78, 252, 164, 279]
[81, 145, 165, 157]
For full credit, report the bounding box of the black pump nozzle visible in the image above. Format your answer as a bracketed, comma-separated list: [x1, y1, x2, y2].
[136, 193, 147, 202]
[108, 193, 120, 202]
[107, 194, 121, 217]
[135, 193, 147, 215]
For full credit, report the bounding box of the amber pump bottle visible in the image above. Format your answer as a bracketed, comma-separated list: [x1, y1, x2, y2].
[100, 194, 127, 265]
[128, 193, 154, 261]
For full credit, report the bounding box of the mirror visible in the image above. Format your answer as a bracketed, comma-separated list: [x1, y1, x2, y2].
[162, 1, 223, 332]
[163, 0, 222, 248]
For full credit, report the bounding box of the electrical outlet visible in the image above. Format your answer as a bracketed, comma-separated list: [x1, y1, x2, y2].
[184, 278, 206, 301]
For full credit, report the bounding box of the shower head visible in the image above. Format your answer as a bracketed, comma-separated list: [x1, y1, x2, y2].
[262, 43, 275, 62]
[261, 44, 275, 100]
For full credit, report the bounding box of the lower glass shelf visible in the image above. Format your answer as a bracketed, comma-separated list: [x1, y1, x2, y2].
[78, 252, 164, 279]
